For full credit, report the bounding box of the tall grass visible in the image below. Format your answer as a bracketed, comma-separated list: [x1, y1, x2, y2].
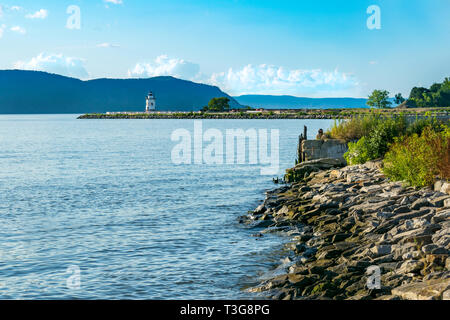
[326, 113, 387, 141]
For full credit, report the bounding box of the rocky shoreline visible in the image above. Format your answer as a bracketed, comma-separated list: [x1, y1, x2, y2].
[241, 161, 450, 300]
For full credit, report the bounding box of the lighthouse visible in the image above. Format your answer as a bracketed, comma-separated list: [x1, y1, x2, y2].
[145, 92, 156, 112]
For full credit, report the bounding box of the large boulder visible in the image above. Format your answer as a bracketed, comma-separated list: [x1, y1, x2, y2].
[391, 279, 450, 300]
[285, 158, 346, 183]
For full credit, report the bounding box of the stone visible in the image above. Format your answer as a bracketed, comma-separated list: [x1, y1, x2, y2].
[402, 251, 421, 260]
[254, 203, 267, 214]
[391, 279, 450, 300]
[422, 244, 438, 254]
[397, 260, 424, 274]
[431, 247, 448, 255]
[392, 205, 411, 214]
[370, 245, 392, 257]
[276, 205, 289, 216]
[430, 196, 450, 208]
[360, 185, 384, 193]
[441, 183, 450, 195]
[431, 209, 450, 224]
[443, 290, 450, 300]
[434, 180, 444, 193]
[411, 198, 432, 210]
[445, 198, 450, 208]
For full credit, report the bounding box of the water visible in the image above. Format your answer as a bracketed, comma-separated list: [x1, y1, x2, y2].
[0, 115, 333, 299]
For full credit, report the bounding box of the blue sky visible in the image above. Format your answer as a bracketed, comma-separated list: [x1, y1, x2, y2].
[0, 0, 449, 97]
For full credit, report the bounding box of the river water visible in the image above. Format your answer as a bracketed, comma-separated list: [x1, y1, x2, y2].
[0, 115, 333, 299]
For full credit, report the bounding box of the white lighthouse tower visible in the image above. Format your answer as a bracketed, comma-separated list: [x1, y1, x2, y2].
[145, 92, 156, 112]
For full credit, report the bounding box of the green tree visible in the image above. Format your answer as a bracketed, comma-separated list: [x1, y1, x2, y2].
[394, 93, 405, 105]
[367, 90, 392, 109]
[203, 97, 230, 112]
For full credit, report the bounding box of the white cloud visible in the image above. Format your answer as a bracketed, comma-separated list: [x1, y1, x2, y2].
[128, 55, 201, 80]
[0, 5, 3, 18]
[96, 42, 120, 48]
[104, 0, 123, 4]
[10, 6, 22, 11]
[13, 53, 89, 79]
[10, 26, 26, 34]
[0, 24, 5, 38]
[128, 56, 361, 96]
[209, 64, 360, 97]
[26, 9, 48, 19]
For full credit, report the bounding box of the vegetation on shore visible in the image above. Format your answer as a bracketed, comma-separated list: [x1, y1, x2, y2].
[326, 113, 450, 188]
[383, 126, 450, 187]
[407, 77, 450, 108]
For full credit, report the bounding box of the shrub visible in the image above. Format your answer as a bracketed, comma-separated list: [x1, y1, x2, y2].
[383, 126, 450, 187]
[344, 115, 407, 165]
[405, 116, 445, 136]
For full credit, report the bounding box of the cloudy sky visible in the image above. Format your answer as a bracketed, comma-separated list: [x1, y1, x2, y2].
[0, 0, 449, 97]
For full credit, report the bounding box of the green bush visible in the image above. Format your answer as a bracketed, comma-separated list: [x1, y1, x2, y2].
[383, 126, 450, 187]
[405, 116, 444, 136]
[344, 116, 407, 165]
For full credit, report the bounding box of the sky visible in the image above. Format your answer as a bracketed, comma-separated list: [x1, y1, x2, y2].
[0, 0, 449, 98]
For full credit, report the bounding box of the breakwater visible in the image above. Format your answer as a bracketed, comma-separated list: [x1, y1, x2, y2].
[242, 160, 450, 300]
[78, 109, 450, 121]
[77, 113, 347, 120]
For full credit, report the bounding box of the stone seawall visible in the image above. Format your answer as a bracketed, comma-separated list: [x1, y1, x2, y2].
[241, 161, 450, 300]
[302, 140, 349, 162]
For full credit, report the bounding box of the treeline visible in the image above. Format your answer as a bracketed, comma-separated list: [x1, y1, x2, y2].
[407, 77, 450, 108]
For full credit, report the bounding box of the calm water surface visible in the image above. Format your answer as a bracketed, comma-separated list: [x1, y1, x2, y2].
[0, 115, 333, 299]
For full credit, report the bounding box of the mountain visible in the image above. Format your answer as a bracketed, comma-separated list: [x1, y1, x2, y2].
[0, 70, 241, 114]
[234, 95, 369, 109]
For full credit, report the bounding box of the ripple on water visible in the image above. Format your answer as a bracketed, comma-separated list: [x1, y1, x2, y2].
[0, 115, 334, 299]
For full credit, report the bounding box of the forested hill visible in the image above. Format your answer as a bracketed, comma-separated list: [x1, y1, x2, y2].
[0, 70, 241, 113]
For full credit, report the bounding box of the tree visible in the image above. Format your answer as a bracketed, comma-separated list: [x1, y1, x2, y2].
[394, 93, 405, 105]
[202, 97, 230, 112]
[367, 90, 392, 109]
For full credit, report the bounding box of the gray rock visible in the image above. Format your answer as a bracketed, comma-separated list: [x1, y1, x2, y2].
[402, 251, 422, 260]
[422, 244, 438, 254]
[397, 260, 424, 274]
[430, 196, 450, 208]
[370, 244, 392, 257]
[431, 209, 450, 224]
[431, 247, 448, 255]
[411, 198, 432, 210]
[441, 182, 450, 195]
[434, 180, 445, 193]
[445, 198, 450, 208]
[254, 203, 267, 214]
[443, 290, 450, 300]
[391, 278, 450, 300]
[393, 205, 411, 214]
